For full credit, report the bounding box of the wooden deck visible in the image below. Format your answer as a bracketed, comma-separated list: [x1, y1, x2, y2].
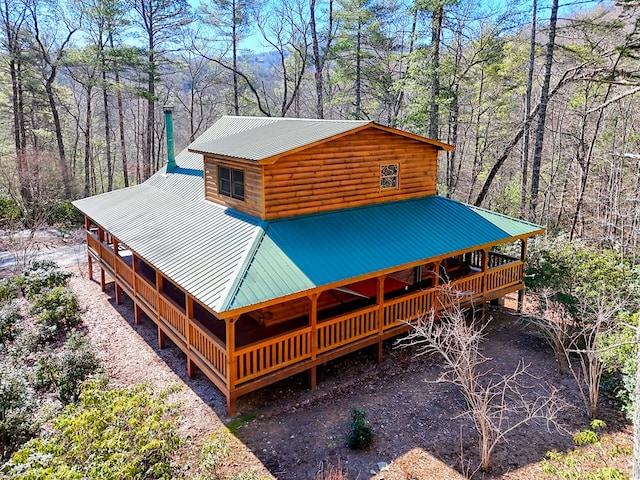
[86, 230, 525, 414]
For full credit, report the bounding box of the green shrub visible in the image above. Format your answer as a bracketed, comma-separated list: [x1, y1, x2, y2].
[31, 286, 80, 332]
[17, 261, 72, 299]
[0, 364, 39, 460]
[541, 420, 629, 479]
[36, 331, 102, 404]
[346, 408, 372, 450]
[4, 382, 184, 479]
[0, 278, 19, 304]
[197, 429, 233, 479]
[0, 302, 21, 345]
[0, 196, 21, 228]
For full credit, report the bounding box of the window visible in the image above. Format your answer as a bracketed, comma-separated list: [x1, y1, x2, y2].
[218, 166, 245, 201]
[380, 163, 399, 189]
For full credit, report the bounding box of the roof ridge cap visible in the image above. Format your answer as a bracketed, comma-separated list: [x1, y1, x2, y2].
[219, 220, 270, 312]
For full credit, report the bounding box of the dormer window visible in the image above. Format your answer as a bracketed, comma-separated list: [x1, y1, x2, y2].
[380, 164, 399, 189]
[218, 165, 245, 201]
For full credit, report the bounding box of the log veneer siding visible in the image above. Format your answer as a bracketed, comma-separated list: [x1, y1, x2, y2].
[262, 130, 438, 219]
[204, 157, 264, 217]
[202, 128, 439, 220]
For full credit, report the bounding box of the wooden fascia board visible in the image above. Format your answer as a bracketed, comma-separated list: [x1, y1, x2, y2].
[256, 123, 375, 165]
[217, 233, 539, 319]
[196, 152, 260, 167]
[370, 124, 455, 151]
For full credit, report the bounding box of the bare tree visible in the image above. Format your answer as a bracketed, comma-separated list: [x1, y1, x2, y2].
[565, 295, 627, 420]
[522, 288, 573, 375]
[399, 286, 564, 472]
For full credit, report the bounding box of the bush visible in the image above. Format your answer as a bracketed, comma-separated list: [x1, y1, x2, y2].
[4, 382, 184, 479]
[31, 286, 80, 332]
[17, 261, 72, 299]
[346, 408, 372, 450]
[0, 364, 39, 460]
[0, 278, 19, 304]
[0, 196, 21, 228]
[541, 420, 629, 479]
[0, 302, 22, 346]
[36, 331, 102, 404]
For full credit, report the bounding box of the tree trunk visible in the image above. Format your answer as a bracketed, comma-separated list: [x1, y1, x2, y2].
[633, 324, 640, 480]
[520, 0, 536, 219]
[310, 0, 323, 118]
[355, 19, 362, 119]
[110, 33, 129, 188]
[84, 85, 93, 197]
[144, 46, 155, 180]
[529, 0, 558, 220]
[45, 77, 73, 199]
[232, 0, 239, 116]
[428, 4, 443, 139]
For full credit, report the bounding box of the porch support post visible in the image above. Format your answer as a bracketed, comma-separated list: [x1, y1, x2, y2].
[115, 283, 122, 305]
[225, 316, 238, 416]
[376, 275, 386, 363]
[88, 254, 93, 281]
[134, 304, 142, 325]
[158, 326, 166, 349]
[100, 266, 105, 292]
[434, 260, 441, 285]
[186, 295, 195, 378]
[517, 238, 528, 312]
[132, 255, 141, 325]
[481, 248, 489, 295]
[308, 293, 318, 389]
[481, 249, 489, 321]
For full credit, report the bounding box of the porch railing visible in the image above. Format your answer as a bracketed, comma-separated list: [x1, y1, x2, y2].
[383, 289, 435, 328]
[317, 305, 378, 353]
[158, 296, 187, 341]
[135, 275, 158, 311]
[235, 327, 312, 384]
[115, 256, 134, 286]
[189, 319, 227, 382]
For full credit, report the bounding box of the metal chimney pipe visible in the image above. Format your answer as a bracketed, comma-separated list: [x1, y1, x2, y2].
[164, 105, 176, 173]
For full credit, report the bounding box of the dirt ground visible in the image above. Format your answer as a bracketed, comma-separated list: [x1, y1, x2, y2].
[70, 262, 633, 480]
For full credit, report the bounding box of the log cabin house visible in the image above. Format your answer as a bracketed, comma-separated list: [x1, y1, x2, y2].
[72, 115, 544, 415]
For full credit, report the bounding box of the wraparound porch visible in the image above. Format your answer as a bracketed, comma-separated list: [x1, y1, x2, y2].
[85, 221, 526, 415]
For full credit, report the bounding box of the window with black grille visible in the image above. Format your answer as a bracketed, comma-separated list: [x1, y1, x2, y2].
[218, 166, 245, 201]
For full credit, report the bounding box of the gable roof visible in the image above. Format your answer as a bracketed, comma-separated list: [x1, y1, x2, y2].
[73, 136, 542, 316]
[188, 116, 453, 163]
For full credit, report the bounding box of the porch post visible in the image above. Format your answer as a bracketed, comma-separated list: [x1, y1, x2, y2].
[87, 254, 93, 281]
[100, 266, 106, 292]
[481, 248, 489, 296]
[158, 326, 166, 349]
[481, 248, 489, 321]
[308, 293, 318, 389]
[132, 255, 141, 325]
[376, 275, 386, 363]
[517, 239, 528, 312]
[225, 316, 238, 416]
[186, 295, 195, 377]
[115, 283, 122, 305]
[156, 269, 164, 350]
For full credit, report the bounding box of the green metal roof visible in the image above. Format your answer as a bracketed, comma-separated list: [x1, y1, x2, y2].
[73, 116, 541, 315]
[224, 196, 543, 311]
[187, 116, 452, 162]
[188, 116, 371, 161]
